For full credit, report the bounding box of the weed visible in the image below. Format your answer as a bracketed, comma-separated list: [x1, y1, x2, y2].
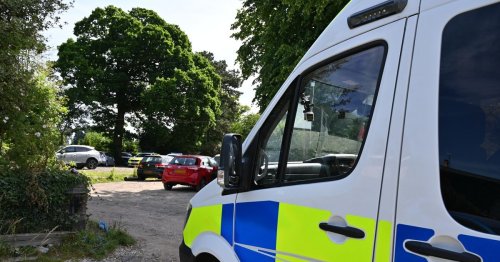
[107, 167, 115, 181]
[38, 220, 135, 260]
[0, 240, 12, 258]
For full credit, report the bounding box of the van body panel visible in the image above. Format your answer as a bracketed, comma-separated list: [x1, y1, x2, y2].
[233, 18, 408, 261]
[182, 1, 500, 261]
[396, 0, 500, 261]
[374, 14, 419, 262]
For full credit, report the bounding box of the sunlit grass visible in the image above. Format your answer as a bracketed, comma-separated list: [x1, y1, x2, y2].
[81, 168, 134, 183]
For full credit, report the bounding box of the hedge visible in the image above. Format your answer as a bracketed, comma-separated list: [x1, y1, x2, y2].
[0, 168, 90, 234]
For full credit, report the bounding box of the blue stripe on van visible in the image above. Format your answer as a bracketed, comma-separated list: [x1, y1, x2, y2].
[459, 234, 500, 262]
[394, 224, 434, 262]
[234, 201, 279, 251]
[221, 203, 234, 245]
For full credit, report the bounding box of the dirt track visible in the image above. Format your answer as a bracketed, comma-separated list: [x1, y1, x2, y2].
[88, 181, 196, 261]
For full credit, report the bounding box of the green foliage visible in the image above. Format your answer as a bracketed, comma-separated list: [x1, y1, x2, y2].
[122, 139, 139, 155]
[140, 59, 222, 154]
[0, 240, 11, 259]
[107, 167, 115, 181]
[81, 168, 133, 184]
[0, 66, 67, 171]
[0, 0, 70, 171]
[231, 0, 349, 110]
[0, 167, 90, 234]
[78, 131, 111, 152]
[46, 221, 135, 260]
[231, 109, 261, 140]
[0, 221, 135, 261]
[197, 52, 244, 156]
[56, 6, 221, 159]
[0, 0, 70, 54]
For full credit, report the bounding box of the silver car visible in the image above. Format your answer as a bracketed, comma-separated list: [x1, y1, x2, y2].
[56, 145, 105, 169]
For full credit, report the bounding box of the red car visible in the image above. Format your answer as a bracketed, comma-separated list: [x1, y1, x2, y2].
[162, 155, 218, 191]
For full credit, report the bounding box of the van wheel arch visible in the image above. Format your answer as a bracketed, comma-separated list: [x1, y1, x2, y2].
[195, 253, 219, 262]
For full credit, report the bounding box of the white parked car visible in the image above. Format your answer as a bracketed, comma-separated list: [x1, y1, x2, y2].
[56, 145, 105, 169]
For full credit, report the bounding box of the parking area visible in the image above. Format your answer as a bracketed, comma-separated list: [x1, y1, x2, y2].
[88, 181, 196, 261]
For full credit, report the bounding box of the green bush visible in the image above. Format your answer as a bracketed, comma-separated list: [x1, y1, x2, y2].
[0, 167, 90, 234]
[78, 131, 111, 152]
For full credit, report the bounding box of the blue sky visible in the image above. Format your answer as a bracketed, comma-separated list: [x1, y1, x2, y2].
[43, 0, 257, 110]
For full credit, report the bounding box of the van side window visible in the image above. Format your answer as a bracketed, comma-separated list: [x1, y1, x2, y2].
[254, 103, 289, 186]
[283, 46, 385, 183]
[254, 46, 385, 186]
[439, 3, 500, 236]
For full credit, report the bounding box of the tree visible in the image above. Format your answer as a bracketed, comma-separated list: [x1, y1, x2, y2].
[0, 0, 69, 171]
[231, 107, 260, 140]
[55, 6, 205, 163]
[231, 0, 349, 111]
[0, 66, 67, 171]
[197, 51, 243, 155]
[78, 131, 111, 152]
[140, 56, 221, 154]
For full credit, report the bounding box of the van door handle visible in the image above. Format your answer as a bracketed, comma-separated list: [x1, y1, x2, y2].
[405, 241, 480, 262]
[318, 222, 365, 239]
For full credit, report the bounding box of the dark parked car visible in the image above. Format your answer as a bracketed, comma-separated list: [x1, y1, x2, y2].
[137, 155, 174, 180]
[99, 152, 115, 166]
[120, 152, 132, 166]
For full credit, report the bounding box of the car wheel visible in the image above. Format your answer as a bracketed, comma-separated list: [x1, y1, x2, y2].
[163, 183, 173, 190]
[196, 178, 207, 192]
[137, 173, 145, 181]
[86, 158, 98, 169]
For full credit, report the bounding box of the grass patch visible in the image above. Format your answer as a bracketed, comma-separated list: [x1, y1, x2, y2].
[0, 240, 13, 259]
[38, 221, 135, 261]
[81, 168, 135, 183]
[0, 241, 38, 260]
[0, 221, 135, 261]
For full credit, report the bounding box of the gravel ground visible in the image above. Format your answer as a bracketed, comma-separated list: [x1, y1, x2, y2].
[86, 181, 196, 261]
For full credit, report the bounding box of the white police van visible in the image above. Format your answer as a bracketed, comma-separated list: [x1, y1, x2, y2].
[179, 0, 500, 261]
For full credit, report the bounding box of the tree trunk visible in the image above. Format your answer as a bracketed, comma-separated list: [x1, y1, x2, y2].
[113, 104, 126, 166]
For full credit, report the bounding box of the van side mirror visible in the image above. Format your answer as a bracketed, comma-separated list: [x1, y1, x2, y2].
[217, 134, 242, 189]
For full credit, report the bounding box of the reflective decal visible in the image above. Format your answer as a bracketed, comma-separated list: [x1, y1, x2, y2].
[374, 220, 392, 262]
[276, 203, 376, 261]
[183, 204, 222, 247]
[221, 203, 234, 245]
[394, 224, 434, 262]
[234, 244, 275, 262]
[234, 201, 279, 251]
[458, 234, 500, 262]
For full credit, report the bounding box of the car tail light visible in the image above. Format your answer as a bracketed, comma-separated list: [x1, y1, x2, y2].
[138, 163, 143, 168]
[155, 163, 163, 168]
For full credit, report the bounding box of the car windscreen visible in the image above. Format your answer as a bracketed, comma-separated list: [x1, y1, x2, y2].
[142, 156, 161, 163]
[162, 156, 174, 163]
[170, 157, 197, 166]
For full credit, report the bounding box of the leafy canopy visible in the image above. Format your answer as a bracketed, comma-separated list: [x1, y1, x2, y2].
[231, 0, 349, 111]
[0, 0, 69, 171]
[56, 6, 221, 158]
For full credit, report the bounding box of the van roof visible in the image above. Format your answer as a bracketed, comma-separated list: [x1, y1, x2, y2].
[296, 0, 419, 70]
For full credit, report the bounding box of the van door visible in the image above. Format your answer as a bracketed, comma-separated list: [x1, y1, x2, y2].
[232, 18, 409, 261]
[396, 1, 500, 261]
